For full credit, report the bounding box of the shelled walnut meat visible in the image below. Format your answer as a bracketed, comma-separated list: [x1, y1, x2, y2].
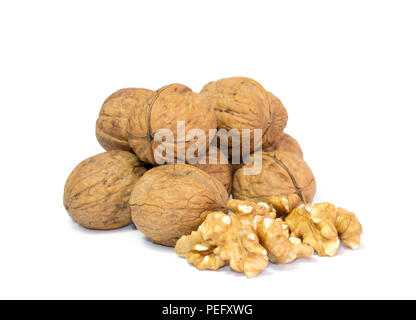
[96, 88, 153, 152]
[63, 150, 146, 230]
[227, 200, 314, 265]
[128, 83, 217, 165]
[285, 202, 363, 256]
[175, 211, 269, 278]
[200, 77, 288, 154]
[175, 199, 313, 277]
[129, 164, 229, 247]
[233, 151, 316, 205]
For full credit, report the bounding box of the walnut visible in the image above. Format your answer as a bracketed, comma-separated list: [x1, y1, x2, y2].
[263, 133, 304, 158]
[233, 151, 316, 204]
[174, 227, 227, 271]
[227, 199, 276, 220]
[230, 162, 244, 174]
[200, 77, 288, 153]
[335, 207, 363, 249]
[262, 92, 290, 150]
[285, 202, 363, 255]
[96, 88, 153, 152]
[269, 194, 303, 218]
[129, 164, 228, 247]
[63, 151, 146, 230]
[176, 211, 269, 278]
[285, 203, 340, 257]
[192, 146, 233, 195]
[127, 83, 217, 165]
[176, 199, 314, 277]
[228, 199, 313, 264]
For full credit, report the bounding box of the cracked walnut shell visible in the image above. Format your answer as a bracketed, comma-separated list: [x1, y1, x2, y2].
[63, 150, 146, 230]
[128, 84, 217, 165]
[129, 164, 228, 247]
[200, 77, 288, 152]
[96, 88, 153, 152]
[233, 151, 316, 204]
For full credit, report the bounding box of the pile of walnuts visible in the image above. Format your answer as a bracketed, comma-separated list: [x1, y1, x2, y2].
[64, 76, 362, 277]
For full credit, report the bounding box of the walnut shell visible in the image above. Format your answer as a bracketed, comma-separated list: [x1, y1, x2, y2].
[232, 151, 316, 203]
[128, 84, 217, 165]
[96, 88, 153, 151]
[233, 134, 303, 173]
[231, 162, 244, 174]
[192, 146, 233, 195]
[200, 77, 288, 152]
[63, 150, 146, 230]
[129, 164, 229, 247]
[263, 133, 303, 158]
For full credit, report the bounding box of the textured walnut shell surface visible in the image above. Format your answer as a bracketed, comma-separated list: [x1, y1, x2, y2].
[232, 151, 316, 203]
[64, 151, 146, 230]
[96, 88, 153, 152]
[263, 133, 303, 158]
[200, 77, 288, 152]
[129, 164, 229, 247]
[128, 84, 217, 165]
[231, 162, 244, 174]
[261, 92, 288, 149]
[192, 146, 233, 195]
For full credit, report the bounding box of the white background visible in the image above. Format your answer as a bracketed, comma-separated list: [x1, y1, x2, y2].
[1, 0, 415, 300]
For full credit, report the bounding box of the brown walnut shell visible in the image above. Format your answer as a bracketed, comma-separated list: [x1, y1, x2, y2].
[96, 88, 153, 151]
[263, 133, 304, 158]
[192, 146, 233, 195]
[128, 84, 217, 165]
[200, 77, 288, 153]
[64, 150, 146, 230]
[232, 151, 316, 203]
[129, 164, 229, 247]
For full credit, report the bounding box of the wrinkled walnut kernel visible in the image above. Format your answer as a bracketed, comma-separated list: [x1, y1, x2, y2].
[270, 194, 303, 218]
[335, 207, 362, 249]
[285, 202, 363, 256]
[176, 211, 268, 277]
[228, 199, 313, 264]
[286, 204, 340, 257]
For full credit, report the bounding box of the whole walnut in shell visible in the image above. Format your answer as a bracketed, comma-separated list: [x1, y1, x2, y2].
[64, 150, 146, 230]
[192, 146, 233, 195]
[96, 88, 153, 151]
[232, 151, 316, 204]
[200, 77, 288, 153]
[128, 84, 217, 165]
[263, 133, 303, 158]
[129, 164, 229, 247]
